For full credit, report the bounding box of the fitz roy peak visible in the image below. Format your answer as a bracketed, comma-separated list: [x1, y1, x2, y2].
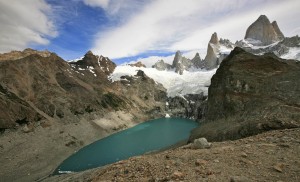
[245, 15, 285, 45]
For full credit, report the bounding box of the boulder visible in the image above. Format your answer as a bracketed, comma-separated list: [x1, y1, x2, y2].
[191, 138, 212, 149]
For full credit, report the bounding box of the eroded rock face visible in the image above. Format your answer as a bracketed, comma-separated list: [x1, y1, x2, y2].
[166, 94, 207, 120]
[203, 32, 230, 70]
[245, 15, 284, 45]
[190, 47, 300, 142]
[204, 43, 218, 69]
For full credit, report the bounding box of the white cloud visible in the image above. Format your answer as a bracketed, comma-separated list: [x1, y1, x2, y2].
[83, 0, 110, 9]
[0, 0, 57, 53]
[89, 0, 300, 59]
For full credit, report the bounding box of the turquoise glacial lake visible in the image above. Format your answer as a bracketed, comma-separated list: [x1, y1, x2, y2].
[54, 117, 198, 174]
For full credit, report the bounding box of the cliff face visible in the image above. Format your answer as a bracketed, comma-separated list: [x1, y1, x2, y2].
[245, 15, 284, 45]
[190, 47, 300, 141]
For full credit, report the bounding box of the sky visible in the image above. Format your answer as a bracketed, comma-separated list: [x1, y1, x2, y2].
[0, 0, 300, 65]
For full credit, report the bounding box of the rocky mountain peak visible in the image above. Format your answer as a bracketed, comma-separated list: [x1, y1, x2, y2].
[0, 48, 52, 61]
[152, 59, 172, 71]
[209, 32, 219, 45]
[204, 43, 218, 69]
[85, 50, 95, 56]
[172, 50, 191, 75]
[191, 52, 203, 69]
[245, 15, 284, 45]
[70, 51, 116, 76]
[271, 21, 285, 40]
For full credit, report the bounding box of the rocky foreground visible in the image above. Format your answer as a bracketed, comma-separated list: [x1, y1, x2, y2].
[44, 128, 300, 182]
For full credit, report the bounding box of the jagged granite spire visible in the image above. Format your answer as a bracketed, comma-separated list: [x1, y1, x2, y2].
[245, 15, 284, 45]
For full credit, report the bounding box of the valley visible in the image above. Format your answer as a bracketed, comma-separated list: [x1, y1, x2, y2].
[0, 13, 299, 182]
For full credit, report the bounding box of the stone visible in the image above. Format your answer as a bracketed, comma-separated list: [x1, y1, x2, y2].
[171, 171, 184, 180]
[22, 124, 30, 133]
[195, 159, 208, 166]
[241, 152, 248, 158]
[213, 159, 219, 163]
[273, 163, 284, 173]
[192, 138, 212, 149]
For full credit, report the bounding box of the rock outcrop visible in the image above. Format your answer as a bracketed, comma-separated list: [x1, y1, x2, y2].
[152, 59, 172, 71]
[190, 47, 300, 142]
[0, 48, 51, 62]
[191, 53, 203, 68]
[245, 15, 284, 45]
[203, 43, 218, 69]
[166, 94, 207, 120]
[203, 32, 230, 70]
[152, 51, 206, 73]
[172, 51, 192, 75]
[129, 61, 146, 68]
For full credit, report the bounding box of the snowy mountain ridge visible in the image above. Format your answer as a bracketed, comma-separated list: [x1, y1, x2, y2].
[109, 65, 216, 97]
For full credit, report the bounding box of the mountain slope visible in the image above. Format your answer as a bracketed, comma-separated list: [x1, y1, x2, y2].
[0, 49, 168, 182]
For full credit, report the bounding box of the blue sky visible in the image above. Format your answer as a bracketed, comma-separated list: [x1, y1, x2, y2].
[1, 0, 300, 64]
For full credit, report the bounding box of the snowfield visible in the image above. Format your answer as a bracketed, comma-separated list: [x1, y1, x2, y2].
[281, 47, 300, 61]
[109, 65, 217, 97]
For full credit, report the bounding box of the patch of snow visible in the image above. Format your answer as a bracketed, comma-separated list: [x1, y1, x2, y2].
[87, 66, 97, 77]
[165, 113, 170, 118]
[243, 39, 280, 49]
[78, 67, 85, 71]
[166, 102, 169, 106]
[281, 47, 300, 61]
[67, 57, 83, 62]
[97, 56, 101, 67]
[219, 45, 233, 55]
[109, 65, 216, 97]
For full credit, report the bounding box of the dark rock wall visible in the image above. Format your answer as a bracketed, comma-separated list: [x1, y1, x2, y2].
[167, 94, 207, 120]
[190, 47, 300, 142]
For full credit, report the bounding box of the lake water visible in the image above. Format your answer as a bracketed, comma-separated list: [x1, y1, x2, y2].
[54, 117, 198, 174]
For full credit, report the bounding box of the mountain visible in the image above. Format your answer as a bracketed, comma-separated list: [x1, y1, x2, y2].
[190, 52, 202, 68]
[152, 51, 203, 74]
[245, 15, 285, 45]
[152, 59, 172, 70]
[172, 51, 192, 74]
[0, 49, 168, 181]
[190, 47, 300, 142]
[203, 32, 234, 70]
